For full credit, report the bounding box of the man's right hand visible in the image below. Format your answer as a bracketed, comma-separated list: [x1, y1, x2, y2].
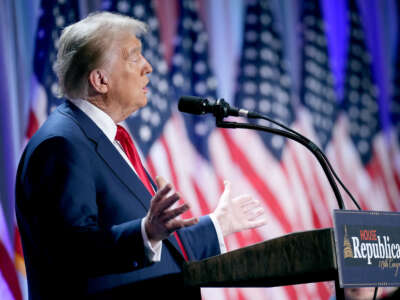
[144, 176, 198, 245]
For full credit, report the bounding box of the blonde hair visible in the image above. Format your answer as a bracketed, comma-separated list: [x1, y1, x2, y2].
[54, 11, 147, 100]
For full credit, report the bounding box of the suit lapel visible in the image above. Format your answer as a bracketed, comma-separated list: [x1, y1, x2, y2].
[58, 101, 152, 211]
[58, 101, 186, 260]
[95, 138, 152, 210]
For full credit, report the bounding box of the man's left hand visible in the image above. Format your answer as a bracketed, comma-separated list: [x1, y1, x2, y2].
[212, 181, 267, 237]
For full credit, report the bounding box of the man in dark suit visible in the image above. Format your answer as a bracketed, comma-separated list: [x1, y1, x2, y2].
[15, 12, 266, 300]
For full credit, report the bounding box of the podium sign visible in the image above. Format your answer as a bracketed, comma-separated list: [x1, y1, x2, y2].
[333, 210, 400, 288]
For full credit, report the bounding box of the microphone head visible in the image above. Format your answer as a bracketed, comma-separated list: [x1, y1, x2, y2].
[178, 96, 209, 115]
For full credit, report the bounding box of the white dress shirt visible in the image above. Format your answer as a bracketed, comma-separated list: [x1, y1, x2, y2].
[69, 99, 226, 262]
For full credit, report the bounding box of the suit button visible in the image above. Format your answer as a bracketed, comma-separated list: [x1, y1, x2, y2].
[133, 261, 138, 268]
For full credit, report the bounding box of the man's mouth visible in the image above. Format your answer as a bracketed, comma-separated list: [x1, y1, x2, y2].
[143, 80, 150, 93]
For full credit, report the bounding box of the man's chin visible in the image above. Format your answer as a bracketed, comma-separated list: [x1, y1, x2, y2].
[138, 97, 148, 109]
[126, 99, 148, 117]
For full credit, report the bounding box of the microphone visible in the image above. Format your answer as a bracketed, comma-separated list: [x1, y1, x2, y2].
[178, 96, 250, 118]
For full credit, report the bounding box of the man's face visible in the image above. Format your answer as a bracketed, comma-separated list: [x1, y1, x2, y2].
[107, 34, 152, 121]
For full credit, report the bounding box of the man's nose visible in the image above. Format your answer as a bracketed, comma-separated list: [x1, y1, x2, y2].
[143, 57, 152, 75]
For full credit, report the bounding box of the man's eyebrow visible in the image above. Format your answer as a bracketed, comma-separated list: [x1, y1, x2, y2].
[129, 45, 142, 56]
[122, 45, 142, 60]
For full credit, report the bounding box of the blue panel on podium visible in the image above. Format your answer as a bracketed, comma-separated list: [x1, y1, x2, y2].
[333, 210, 400, 288]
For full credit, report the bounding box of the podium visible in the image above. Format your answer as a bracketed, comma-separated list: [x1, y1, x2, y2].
[183, 228, 345, 299]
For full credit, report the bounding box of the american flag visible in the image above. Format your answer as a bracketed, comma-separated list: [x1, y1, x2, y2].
[297, 0, 341, 296]
[28, 0, 80, 138]
[12, 0, 400, 300]
[298, 0, 339, 230]
[0, 198, 23, 300]
[168, 0, 222, 221]
[235, 0, 295, 160]
[170, 0, 218, 160]
[169, 1, 257, 299]
[333, 0, 400, 213]
[300, 0, 338, 151]
[224, 0, 333, 298]
[392, 55, 400, 141]
[232, 0, 296, 236]
[390, 1, 400, 174]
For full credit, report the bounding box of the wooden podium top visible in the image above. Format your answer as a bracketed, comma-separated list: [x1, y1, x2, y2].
[183, 228, 338, 288]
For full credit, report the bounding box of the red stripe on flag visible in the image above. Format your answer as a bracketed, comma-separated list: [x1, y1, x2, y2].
[288, 145, 322, 229]
[233, 231, 251, 248]
[159, 136, 193, 218]
[332, 137, 368, 210]
[366, 153, 397, 212]
[26, 109, 39, 139]
[223, 288, 231, 300]
[14, 227, 23, 257]
[310, 163, 333, 226]
[236, 288, 247, 300]
[280, 161, 306, 230]
[150, 137, 189, 261]
[219, 129, 293, 232]
[285, 285, 299, 300]
[316, 282, 332, 300]
[376, 146, 400, 211]
[305, 147, 334, 227]
[0, 242, 23, 300]
[394, 168, 400, 198]
[390, 146, 400, 197]
[191, 177, 212, 215]
[145, 156, 157, 182]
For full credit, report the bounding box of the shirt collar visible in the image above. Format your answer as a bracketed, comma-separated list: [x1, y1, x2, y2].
[69, 99, 117, 142]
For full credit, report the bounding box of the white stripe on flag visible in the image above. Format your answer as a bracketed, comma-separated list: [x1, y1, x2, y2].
[0, 272, 14, 300]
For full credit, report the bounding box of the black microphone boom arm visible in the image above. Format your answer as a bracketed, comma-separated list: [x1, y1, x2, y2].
[215, 119, 346, 210]
[177, 95, 360, 211]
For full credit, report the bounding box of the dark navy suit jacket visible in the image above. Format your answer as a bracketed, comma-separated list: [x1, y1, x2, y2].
[15, 101, 220, 299]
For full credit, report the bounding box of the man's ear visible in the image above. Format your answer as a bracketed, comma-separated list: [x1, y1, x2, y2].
[88, 69, 109, 94]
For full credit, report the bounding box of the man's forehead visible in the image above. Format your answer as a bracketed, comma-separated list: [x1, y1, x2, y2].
[120, 35, 142, 57]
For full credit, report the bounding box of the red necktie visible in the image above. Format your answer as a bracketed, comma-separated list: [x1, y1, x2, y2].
[115, 125, 189, 261]
[115, 125, 154, 195]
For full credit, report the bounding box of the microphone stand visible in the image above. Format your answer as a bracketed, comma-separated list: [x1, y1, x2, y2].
[215, 118, 345, 210]
[209, 97, 346, 210]
[179, 96, 361, 210]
